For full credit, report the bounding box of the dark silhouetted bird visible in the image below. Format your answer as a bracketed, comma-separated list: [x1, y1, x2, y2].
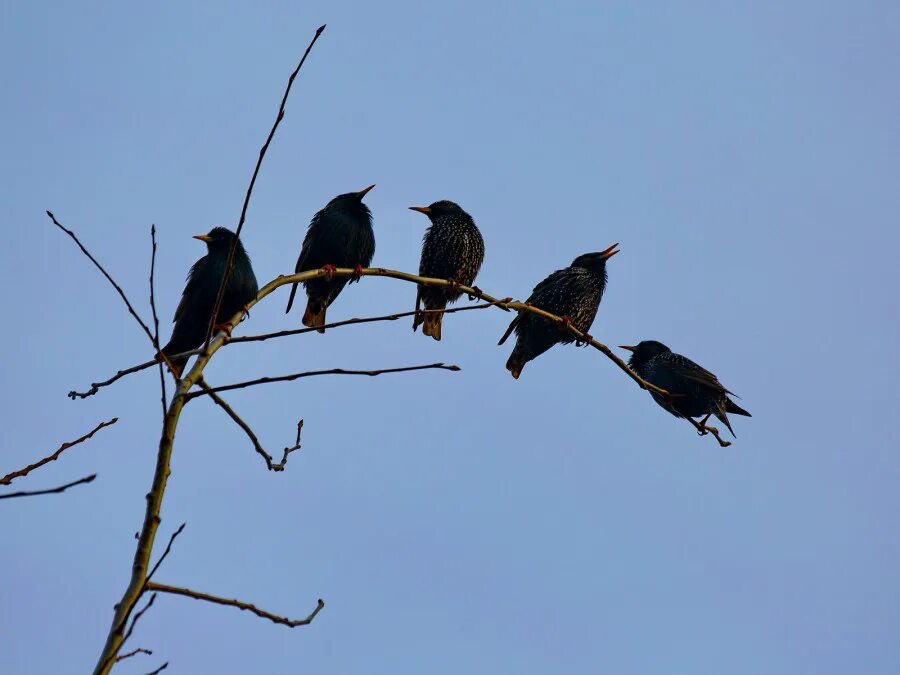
[285, 185, 376, 332]
[409, 200, 485, 341]
[160, 227, 258, 378]
[498, 244, 619, 379]
[619, 340, 751, 436]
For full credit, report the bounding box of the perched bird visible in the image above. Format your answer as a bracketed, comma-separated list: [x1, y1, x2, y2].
[499, 244, 619, 379]
[409, 200, 485, 340]
[285, 185, 376, 332]
[619, 340, 751, 436]
[160, 227, 258, 378]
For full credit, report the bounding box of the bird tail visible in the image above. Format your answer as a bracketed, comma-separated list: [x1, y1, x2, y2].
[505, 344, 526, 380]
[714, 412, 737, 438]
[285, 283, 299, 314]
[726, 397, 751, 417]
[421, 311, 443, 341]
[302, 299, 327, 334]
[497, 314, 520, 346]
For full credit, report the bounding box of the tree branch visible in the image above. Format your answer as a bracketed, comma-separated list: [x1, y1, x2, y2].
[46, 210, 155, 346]
[144, 663, 168, 675]
[197, 377, 305, 472]
[145, 523, 186, 586]
[206, 23, 326, 346]
[146, 581, 324, 628]
[115, 648, 153, 663]
[0, 474, 96, 500]
[188, 363, 461, 398]
[149, 224, 168, 417]
[1, 417, 117, 485]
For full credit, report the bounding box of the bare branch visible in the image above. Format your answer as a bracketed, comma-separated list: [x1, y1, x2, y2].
[69, 359, 158, 400]
[196, 377, 275, 469]
[144, 663, 169, 675]
[0, 474, 96, 500]
[109, 593, 157, 673]
[149, 225, 168, 416]
[188, 363, 461, 398]
[206, 24, 327, 346]
[145, 523, 186, 585]
[1, 417, 117, 485]
[46, 210, 155, 346]
[230, 301, 501, 344]
[116, 648, 153, 663]
[273, 419, 304, 472]
[147, 581, 324, 628]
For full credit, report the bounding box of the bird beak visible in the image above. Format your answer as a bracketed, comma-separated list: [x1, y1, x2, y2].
[409, 206, 431, 214]
[356, 184, 376, 199]
[619, 345, 637, 352]
[600, 243, 620, 260]
[193, 234, 213, 242]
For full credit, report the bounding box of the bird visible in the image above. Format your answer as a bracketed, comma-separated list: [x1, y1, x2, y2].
[498, 244, 619, 379]
[285, 185, 376, 332]
[409, 200, 485, 340]
[160, 227, 259, 378]
[619, 340, 751, 436]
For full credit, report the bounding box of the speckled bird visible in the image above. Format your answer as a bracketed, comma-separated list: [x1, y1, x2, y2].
[498, 244, 619, 379]
[285, 185, 376, 332]
[409, 200, 485, 341]
[160, 227, 258, 378]
[619, 340, 751, 436]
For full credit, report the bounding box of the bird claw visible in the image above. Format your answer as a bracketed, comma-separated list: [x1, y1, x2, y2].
[321, 264, 337, 281]
[558, 315, 574, 332]
[467, 285, 483, 301]
[213, 322, 233, 336]
[446, 277, 461, 292]
[576, 332, 592, 347]
[350, 264, 364, 283]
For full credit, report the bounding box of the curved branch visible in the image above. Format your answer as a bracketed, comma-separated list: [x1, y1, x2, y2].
[146, 581, 324, 628]
[0, 474, 96, 500]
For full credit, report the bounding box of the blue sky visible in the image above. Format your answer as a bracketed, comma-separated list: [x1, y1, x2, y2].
[2, 1, 898, 673]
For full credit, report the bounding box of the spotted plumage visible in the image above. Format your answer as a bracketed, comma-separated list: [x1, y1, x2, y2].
[161, 227, 258, 378]
[620, 340, 751, 436]
[285, 185, 376, 332]
[498, 244, 619, 379]
[409, 200, 485, 340]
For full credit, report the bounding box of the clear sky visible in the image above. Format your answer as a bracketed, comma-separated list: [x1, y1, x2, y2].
[2, 1, 898, 673]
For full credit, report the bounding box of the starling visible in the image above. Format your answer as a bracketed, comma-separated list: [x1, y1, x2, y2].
[160, 227, 259, 378]
[409, 200, 485, 341]
[498, 244, 619, 379]
[285, 185, 376, 332]
[619, 340, 751, 436]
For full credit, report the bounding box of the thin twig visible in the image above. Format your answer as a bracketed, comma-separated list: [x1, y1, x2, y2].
[206, 23, 326, 346]
[230, 301, 501, 344]
[46, 210, 155, 345]
[116, 593, 157, 664]
[116, 648, 153, 663]
[196, 377, 274, 469]
[147, 582, 324, 628]
[273, 419, 304, 472]
[145, 523, 186, 585]
[0, 474, 96, 500]
[1, 417, 117, 485]
[149, 225, 168, 416]
[144, 662, 168, 675]
[188, 363, 461, 398]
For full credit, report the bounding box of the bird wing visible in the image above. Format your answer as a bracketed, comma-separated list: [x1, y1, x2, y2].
[173, 257, 209, 322]
[663, 353, 731, 394]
